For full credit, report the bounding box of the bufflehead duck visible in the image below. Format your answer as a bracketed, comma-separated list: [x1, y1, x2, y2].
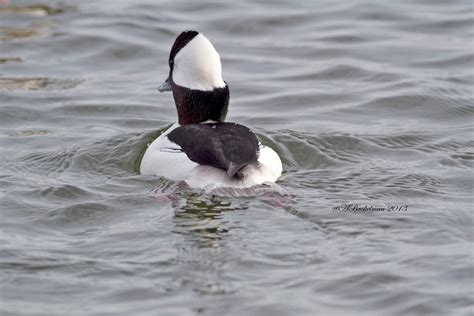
[140, 30, 282, 189]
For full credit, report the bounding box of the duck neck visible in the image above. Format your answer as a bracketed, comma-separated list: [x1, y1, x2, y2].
[172, 82, 229, 125]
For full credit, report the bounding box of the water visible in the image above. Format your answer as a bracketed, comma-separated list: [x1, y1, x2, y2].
[1, 0, 473, 315]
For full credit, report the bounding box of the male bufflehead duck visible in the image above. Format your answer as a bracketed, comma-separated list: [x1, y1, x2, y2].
[140, 30, 282, 189]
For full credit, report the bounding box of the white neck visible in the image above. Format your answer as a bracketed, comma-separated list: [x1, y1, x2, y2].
[172, 33, 226, 91]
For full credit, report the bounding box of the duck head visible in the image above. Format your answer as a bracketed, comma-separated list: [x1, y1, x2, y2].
[158, 30, 229, 125]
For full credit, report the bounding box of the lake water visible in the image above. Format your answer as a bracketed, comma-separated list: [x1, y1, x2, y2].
[1, 0, 473, 315]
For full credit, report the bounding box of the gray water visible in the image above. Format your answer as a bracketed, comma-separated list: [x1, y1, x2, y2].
[1, 0, 473, 315]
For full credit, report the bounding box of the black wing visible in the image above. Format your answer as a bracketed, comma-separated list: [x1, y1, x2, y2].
[167, 122, 259, 178]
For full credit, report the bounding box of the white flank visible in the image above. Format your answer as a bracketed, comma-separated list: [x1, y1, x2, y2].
[172, 33, 226, 91]
[140, 124, 283, 190]
[140, 123, 198, 181]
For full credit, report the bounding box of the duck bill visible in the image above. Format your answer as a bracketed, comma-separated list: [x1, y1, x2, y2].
[158, 77, 172, 92]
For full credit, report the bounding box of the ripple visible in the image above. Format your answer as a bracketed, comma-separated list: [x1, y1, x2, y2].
[12, 129, 51, 137]
[6, 147, 77, 176]
[266, 132, 339, 170]
[311, 64, 401, 82]
[411, 52, 474, 69]
[0, 106, 42, 126]
[349, 91, 474, 123]
[317, 34, 367, 44]
[46, 202, 115, 225]
[367, 133, 435, 150]
[365, 132, 474, 166]
[208, 10, 315, 36]
[385, 173, 444, 192]
[402, 16, 474, 34]
[36, 184, 98, 201]
[54, 103, 158, 116]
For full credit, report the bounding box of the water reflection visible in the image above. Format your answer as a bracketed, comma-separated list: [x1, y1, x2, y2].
[0, 25, 44, 40]
[170, 185, 297, 249]
[172, 193, 248, 249]
[0, 77, 83, 91]
[0, 4, 65, 16]
[0, 57, 22, 64]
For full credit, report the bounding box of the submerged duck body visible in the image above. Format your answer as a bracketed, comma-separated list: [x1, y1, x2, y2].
[140, 30, 282, 189]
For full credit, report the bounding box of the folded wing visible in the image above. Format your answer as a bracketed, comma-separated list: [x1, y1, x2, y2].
[167, 122, 259, 178]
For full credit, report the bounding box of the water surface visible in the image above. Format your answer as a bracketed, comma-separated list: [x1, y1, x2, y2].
[1, 0, 473, 315]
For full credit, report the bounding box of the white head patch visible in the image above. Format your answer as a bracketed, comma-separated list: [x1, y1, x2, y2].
[172, 33, 226, 91]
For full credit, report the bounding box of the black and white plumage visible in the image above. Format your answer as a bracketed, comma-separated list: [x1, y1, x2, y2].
[140, 30, 282, 190]
[159, 30, 229, 125]
[167, 122, 259, 178]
